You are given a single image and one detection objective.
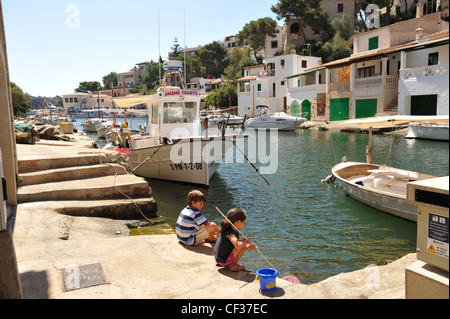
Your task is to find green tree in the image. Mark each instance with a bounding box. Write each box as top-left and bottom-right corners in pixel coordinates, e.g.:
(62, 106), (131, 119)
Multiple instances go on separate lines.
(141, 61), (164, 92)
(169, 37), (183, 60)
(237, 17), (277, 62)
(196, 41), (229, 79)
(10, 82), (32, 116)
(75, 81), (101, 93)
(174, 54), (206, 80)
(102, 72), (117, 89)
(204, 81), (237, 108)
(224, 47), (253, 80)
(271, 0), (333, 43)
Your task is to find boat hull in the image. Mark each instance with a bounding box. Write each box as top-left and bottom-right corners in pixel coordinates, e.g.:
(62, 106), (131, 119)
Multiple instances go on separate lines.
(245, 115), (307, 131)
(129, 136), (233, 186)
(331, 162), (436, 222)
(406, 122), (449, 141)
(82, 119), (106, 133)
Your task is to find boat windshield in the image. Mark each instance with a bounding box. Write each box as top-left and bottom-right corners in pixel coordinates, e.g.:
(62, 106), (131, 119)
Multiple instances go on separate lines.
(163, 101), (197, 124)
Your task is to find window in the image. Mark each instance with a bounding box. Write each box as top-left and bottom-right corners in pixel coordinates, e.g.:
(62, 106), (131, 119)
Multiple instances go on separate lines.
(271, 41), (278, 48)
(257, 84), (262, 91)
(281, 81), (285, 86)
(428, 52), (439, 65)
(65, 98), (69, 103)
(302, 60), (307, 68)
(74, 98), (78, 103)
(337, 3), (344, 12)
(163, 102), (196, 124)
(151, 103), (158, 124)
(357, 66), (375, 78)
(369, 36), (379, 50)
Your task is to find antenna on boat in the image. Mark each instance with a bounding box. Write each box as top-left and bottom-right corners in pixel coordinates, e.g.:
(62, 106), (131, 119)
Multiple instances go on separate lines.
(184, 10), (187, 89)
(158, 8), (161, 91)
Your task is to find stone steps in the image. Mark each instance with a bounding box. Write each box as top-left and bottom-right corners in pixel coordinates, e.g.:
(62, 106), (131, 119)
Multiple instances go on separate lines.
(17, 150), (158, 219)
(17, 174), (151, 203)
(19, 163), (128, 186)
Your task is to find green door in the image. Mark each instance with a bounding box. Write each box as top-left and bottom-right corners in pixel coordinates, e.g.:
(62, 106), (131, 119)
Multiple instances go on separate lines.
(301, 100), (311, 120)
(355, 99), (377, 119)
(330, 98), (349, 122)
(291, 100), (300, 117)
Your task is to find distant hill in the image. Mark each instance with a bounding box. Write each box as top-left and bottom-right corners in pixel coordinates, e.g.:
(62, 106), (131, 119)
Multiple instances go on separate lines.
(29, 96), (63, 109)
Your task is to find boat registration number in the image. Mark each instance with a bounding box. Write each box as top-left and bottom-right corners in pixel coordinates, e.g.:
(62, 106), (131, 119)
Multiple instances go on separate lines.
(170, 162), (203, 171)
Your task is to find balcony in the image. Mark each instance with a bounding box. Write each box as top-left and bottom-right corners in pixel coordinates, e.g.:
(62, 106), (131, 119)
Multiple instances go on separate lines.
(355, 75), (399, 88)
(329, 81), (350, 92)
(401, 63), (449, 80)
(259, 70), (275, 77)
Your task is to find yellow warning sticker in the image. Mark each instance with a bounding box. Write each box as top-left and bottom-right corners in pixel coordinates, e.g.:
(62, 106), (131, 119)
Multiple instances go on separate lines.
(428, 245), (436, 254)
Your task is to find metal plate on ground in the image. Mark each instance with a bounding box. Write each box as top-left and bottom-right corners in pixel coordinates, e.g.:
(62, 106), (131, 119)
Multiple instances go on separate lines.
(62, 263), (107, 292)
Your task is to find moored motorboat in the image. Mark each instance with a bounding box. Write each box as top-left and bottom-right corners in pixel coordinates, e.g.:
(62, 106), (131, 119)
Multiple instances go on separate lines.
(82, 118), (106, 133)
(245, 105), (306, 131)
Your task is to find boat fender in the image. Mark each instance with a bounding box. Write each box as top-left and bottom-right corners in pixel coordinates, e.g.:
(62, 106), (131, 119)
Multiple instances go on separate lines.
(321, 174), (335, 184)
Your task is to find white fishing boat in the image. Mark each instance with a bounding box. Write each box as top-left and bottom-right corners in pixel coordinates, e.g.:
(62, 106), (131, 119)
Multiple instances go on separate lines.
(330, 161), (437, 222)
(328, 128), (438, 222)
(96, 121), (114, 138)
(245, 105), (307, 131)
(82, 117), (106, 133)
(405, 121), (449, 141)
(107, 60), (239, 186)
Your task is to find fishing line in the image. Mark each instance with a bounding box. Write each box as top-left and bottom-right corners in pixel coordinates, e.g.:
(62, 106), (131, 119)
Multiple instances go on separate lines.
(246, 236), (363, 256)
(232, 140), (270, 185)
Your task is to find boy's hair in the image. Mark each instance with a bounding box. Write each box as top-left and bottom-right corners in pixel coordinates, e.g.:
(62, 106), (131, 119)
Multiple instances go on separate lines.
(187, 190), (206, 205)
(220, 208), (247, 232)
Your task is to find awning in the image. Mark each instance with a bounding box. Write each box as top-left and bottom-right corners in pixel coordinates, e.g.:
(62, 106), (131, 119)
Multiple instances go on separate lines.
(236, 75), (257, 83)
(112, 96), (147, 108)
(286, 67), (326, 79)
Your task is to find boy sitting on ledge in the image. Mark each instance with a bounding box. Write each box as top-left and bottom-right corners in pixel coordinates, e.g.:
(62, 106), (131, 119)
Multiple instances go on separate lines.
(176, 190), (219, 246)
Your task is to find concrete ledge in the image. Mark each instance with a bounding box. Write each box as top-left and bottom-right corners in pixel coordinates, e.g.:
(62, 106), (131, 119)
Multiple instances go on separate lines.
(406, 260), (449, 299)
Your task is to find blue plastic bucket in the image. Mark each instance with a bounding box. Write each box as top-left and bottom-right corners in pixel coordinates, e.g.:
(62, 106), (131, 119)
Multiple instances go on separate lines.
(255, 268), (279, 292)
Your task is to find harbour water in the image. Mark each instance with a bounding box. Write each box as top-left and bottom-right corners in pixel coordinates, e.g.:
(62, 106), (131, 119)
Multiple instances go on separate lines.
(74, 117), (449, 284)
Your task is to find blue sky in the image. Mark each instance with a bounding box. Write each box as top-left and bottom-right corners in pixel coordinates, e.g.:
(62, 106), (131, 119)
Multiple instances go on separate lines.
(2, 0), (281, 97)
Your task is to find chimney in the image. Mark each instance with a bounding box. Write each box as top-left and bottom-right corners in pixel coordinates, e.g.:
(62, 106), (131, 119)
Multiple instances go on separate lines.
(415, 27), (424, 41)
(416, 2), (425, 18)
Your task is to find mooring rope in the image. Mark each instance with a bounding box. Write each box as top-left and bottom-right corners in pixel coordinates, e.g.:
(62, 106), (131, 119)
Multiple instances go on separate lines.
(100, 154), (154, 223)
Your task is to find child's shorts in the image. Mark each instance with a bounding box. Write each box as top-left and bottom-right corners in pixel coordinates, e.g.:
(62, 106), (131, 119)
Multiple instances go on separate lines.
(217, 253), (235, 267)
(194, 226), (209, 245)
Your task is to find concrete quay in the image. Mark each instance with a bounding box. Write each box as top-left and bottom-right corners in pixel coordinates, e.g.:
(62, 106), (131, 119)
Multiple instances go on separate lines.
(9, 130), (420, 300)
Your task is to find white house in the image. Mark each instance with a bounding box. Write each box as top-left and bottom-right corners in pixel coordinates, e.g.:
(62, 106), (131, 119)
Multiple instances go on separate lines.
(236, 54), (322, 117)
(62, 92), (114, 111)
(286, 6), (449, 122)
(398, 30), (449, 115)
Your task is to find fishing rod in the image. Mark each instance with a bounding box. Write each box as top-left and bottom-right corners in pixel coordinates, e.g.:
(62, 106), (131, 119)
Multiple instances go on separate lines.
(232, 140), (270, 185)
(215, 206), (300, 283)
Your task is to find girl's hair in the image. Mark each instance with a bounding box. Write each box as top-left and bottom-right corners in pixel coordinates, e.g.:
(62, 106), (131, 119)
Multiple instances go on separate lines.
(220, 208), (247, 232)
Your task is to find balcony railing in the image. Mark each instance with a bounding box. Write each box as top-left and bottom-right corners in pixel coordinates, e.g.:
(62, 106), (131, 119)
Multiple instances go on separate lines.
(329, 81), (350, 92)
(355, 75), (398, 88)
(401, 63), (449, 80)
(259, 70), (275, 77)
